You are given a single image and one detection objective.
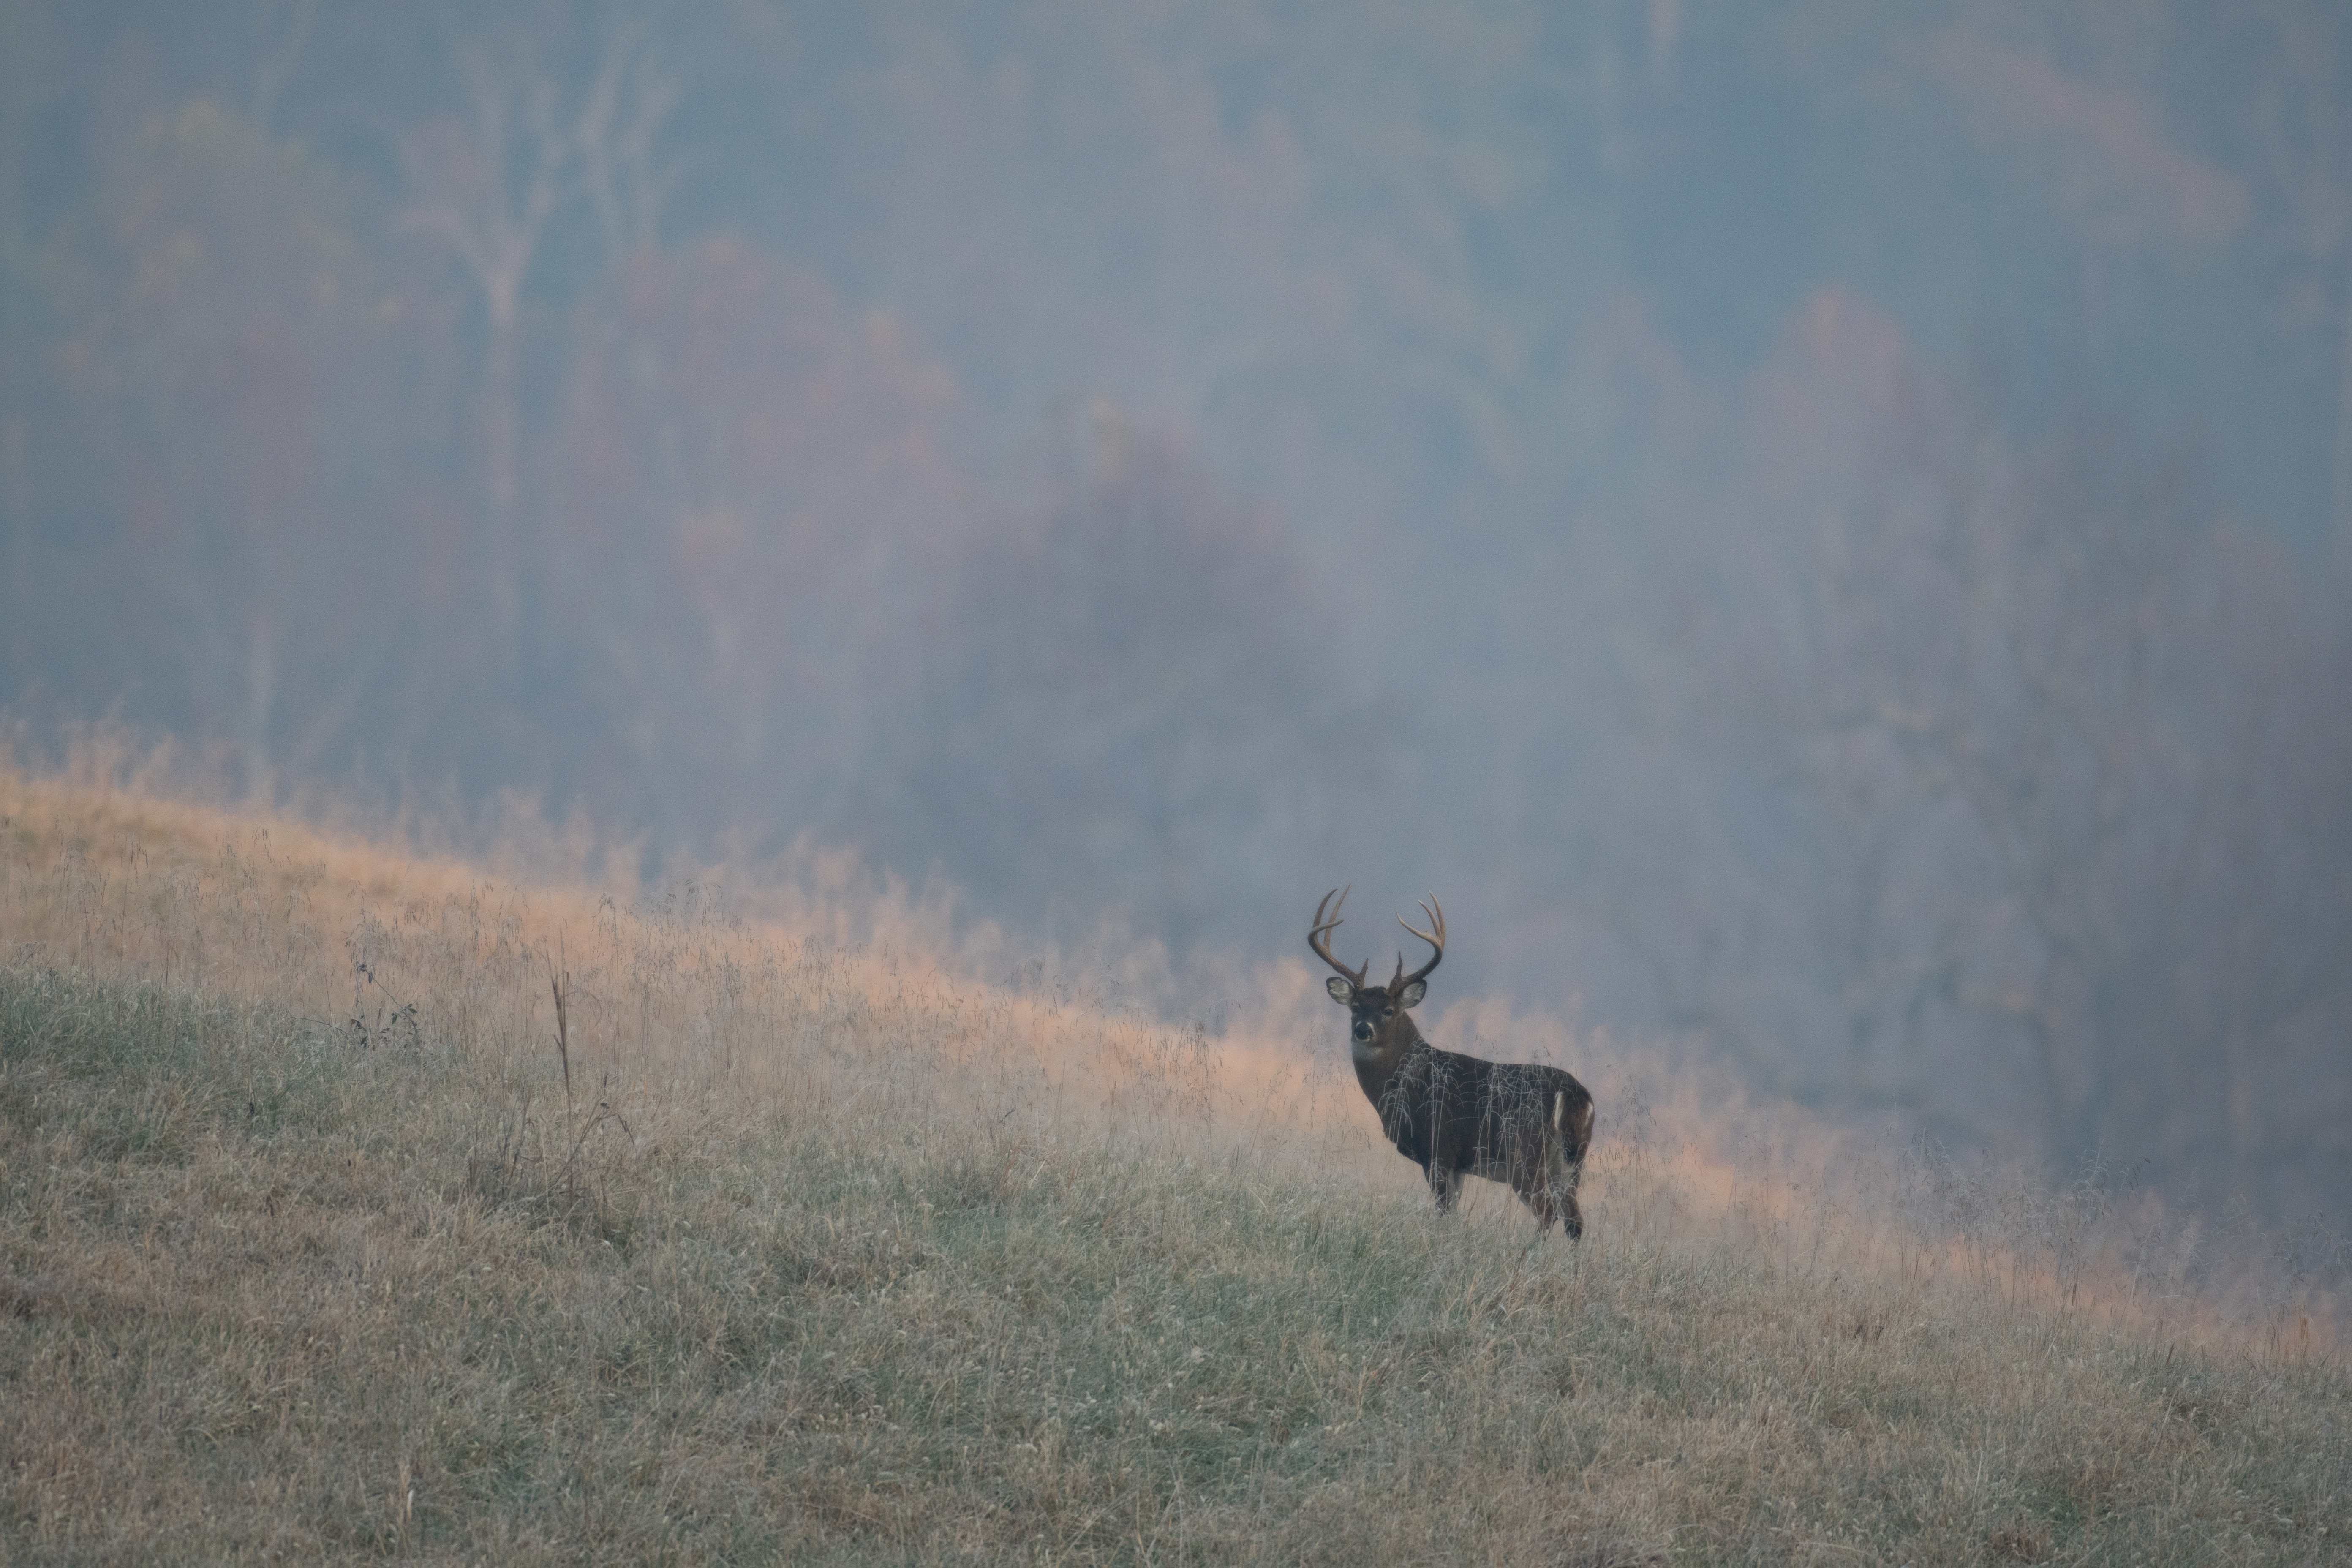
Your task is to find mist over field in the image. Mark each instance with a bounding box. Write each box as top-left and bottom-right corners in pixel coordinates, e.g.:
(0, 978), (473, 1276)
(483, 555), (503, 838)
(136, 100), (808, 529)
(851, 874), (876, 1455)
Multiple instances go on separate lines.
(3, 1), (2349, 1244)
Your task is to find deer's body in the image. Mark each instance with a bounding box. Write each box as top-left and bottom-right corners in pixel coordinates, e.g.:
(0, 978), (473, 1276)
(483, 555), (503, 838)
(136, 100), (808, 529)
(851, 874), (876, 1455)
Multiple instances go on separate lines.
(1312, 890), (1594, 1236)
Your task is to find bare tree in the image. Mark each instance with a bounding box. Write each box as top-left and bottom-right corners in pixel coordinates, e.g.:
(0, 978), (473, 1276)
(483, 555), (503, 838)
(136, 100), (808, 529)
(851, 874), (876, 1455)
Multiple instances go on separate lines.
(574, 19), (677, 261)
(2248, 1), (2352, 561)
(400, 31), (569, 678)
(244, 0), (317, 133)
(399, 10), (684, 687)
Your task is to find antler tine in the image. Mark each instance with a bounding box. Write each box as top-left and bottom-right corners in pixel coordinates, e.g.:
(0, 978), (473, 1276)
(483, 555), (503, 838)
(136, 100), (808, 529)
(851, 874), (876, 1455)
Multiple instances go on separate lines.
(1308, 886), (1366, 988)
(1396, 893), (1445, 989)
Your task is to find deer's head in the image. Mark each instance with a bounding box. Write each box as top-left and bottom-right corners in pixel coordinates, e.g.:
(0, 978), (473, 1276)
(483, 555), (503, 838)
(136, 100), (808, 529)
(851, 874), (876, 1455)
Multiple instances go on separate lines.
(1308, 887), (1445, 1054)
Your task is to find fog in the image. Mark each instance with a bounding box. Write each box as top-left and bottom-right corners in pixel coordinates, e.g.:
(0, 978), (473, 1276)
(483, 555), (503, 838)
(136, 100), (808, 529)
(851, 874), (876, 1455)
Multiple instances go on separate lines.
(4, 1), (2349, 1236)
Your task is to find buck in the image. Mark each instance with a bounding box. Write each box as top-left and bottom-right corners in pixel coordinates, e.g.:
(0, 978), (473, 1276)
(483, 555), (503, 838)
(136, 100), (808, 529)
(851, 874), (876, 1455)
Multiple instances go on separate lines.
(1310, 889), (1595, 1237)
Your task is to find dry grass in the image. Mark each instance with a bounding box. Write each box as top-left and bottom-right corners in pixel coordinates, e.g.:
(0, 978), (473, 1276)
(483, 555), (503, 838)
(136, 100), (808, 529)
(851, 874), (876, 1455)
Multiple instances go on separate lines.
(1, 767), (2347, 1564)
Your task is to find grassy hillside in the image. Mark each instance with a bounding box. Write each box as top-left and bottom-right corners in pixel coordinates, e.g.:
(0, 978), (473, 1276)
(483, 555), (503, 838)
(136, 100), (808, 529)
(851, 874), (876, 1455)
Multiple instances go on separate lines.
(1, 769), (2345, 1563)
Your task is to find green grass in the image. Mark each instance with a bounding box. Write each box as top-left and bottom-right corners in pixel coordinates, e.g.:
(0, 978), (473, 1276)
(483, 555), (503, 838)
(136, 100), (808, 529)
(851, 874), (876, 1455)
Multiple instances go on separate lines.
(3, 961), (2348, 1564)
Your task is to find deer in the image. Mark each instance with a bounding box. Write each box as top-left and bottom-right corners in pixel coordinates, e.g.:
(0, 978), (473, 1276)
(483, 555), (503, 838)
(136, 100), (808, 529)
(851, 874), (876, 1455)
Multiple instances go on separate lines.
(1310, 888), (1595, 1237)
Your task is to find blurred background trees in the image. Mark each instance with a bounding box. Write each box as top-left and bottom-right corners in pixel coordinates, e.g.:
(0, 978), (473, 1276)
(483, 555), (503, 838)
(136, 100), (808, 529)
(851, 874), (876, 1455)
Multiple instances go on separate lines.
(848, 427), (1381, 955)
(1560, 293), (2352, 1222)
(538, 237), (969, 841)
(2, 0), (2349, 1238)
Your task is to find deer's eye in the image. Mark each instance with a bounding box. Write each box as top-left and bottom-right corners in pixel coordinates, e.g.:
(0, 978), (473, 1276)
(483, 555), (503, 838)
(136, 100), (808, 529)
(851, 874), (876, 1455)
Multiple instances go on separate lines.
(1381, 1007), (1396, 1021)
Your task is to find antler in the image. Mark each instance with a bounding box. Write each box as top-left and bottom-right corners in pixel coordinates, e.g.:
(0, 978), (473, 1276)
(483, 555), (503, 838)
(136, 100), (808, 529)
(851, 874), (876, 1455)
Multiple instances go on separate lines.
(1308, 886), (1367, 988)
(1391, 895), (1445, 991)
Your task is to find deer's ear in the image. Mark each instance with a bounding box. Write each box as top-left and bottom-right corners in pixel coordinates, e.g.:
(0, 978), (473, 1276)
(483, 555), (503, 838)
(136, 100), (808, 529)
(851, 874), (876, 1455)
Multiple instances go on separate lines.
(1398, 979), (1427, 1009)
(1325, 976), (1355, 1003)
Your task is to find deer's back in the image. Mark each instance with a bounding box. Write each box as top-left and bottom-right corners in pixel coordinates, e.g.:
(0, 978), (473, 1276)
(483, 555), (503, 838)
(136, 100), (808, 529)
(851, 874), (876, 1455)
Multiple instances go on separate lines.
(1377, 1045), (1593, 1167)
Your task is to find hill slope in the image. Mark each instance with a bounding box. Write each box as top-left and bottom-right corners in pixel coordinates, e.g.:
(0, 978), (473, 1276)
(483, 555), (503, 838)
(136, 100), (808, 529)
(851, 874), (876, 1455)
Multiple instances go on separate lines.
(0, 769), (2345, 1563)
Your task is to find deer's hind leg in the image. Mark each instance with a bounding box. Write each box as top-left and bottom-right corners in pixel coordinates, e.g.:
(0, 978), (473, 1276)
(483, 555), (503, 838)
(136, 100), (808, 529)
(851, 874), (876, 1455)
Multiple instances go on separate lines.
(1550, 1143), (1584, 1240)
(1512, 1167), (1565, 1232)
(1504, 1137), (1560, 1231)
(1512, 1141), (1583, 1239)
(1554, 1180), (1583, 1240)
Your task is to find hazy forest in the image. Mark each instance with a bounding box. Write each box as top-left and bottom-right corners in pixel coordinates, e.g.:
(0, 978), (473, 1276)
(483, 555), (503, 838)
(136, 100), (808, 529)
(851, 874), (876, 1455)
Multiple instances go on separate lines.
(3, 0), (2349, 1247)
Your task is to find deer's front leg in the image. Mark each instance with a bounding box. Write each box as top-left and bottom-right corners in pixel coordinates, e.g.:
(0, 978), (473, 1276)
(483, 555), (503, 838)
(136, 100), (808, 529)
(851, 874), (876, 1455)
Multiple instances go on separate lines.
(1426, 1163), (1460, 1213)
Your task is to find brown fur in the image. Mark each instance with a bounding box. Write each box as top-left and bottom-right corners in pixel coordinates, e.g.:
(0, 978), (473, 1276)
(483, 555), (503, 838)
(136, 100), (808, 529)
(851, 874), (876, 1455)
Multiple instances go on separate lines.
(1311, 890), (1595, 1237)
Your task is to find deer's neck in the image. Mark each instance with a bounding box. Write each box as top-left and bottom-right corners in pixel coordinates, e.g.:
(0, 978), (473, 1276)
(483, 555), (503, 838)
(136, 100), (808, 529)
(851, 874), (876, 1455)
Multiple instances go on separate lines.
(1352, 1016), (1426, 1104)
